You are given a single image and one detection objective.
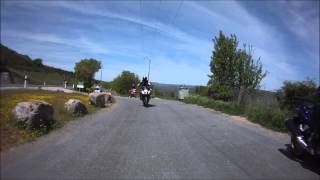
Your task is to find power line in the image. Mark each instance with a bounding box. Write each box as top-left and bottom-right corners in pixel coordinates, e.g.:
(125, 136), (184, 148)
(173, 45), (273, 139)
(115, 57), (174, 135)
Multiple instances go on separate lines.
(149, 0), (162, 58)
(150, 0), (184, 58)
(169, 0), (184, 27)
(139, 0), (143, 54)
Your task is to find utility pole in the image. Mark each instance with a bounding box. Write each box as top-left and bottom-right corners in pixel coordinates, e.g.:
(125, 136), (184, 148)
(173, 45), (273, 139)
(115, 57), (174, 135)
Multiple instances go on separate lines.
(100, 69), (102, 85)
(148, 58), (151, 81)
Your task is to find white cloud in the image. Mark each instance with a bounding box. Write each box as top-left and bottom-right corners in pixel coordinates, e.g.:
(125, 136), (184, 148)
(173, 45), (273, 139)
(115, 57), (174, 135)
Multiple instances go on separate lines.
(1, 0), (318, 88)
(3, 29), (109, 55)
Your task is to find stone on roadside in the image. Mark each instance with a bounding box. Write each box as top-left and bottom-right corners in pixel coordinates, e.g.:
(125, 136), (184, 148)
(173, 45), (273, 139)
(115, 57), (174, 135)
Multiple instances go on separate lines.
(12, 100), (54, 129)
(64, 99), (88, 115)
(103, 92), (115, 103)
(89, 93), (106, 107)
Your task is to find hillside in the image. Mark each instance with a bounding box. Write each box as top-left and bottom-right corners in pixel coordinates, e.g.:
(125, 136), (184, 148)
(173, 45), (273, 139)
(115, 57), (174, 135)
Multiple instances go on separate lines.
(0, 44), (74, 85)
(152, 82), (196, 97)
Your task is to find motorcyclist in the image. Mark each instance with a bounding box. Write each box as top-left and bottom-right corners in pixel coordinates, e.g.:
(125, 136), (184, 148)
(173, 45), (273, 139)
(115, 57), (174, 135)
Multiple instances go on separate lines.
(138, 77), (151, 99)
(138, 77), (151, 89)
(313, 86), (320, 138)
(297, 87), (320, 154)
(129, 83), (137, 97)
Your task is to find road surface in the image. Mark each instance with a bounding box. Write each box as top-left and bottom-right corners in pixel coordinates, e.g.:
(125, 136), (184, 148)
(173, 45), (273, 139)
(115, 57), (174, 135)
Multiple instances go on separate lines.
(1, 97), (319, 179)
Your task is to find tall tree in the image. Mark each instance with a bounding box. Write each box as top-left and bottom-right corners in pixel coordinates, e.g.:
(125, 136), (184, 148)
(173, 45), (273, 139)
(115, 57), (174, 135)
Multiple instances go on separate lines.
(209, 31), (238, 88)
(208, 31), (267, 102)
(235, 45), (267, 103)
(74, 58), (101, 89)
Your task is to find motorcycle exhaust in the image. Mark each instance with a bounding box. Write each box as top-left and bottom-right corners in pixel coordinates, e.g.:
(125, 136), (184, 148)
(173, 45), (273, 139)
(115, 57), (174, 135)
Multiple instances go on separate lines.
(285, 118), (309, 151)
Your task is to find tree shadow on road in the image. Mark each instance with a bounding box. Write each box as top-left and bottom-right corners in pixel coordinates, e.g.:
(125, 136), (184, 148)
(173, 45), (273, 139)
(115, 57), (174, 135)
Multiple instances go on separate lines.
(278, 144), (320, 175)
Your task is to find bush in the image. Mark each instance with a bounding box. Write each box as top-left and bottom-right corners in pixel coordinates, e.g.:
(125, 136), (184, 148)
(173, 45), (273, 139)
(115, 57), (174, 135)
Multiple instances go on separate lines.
(208, 84), (233, 101)
(194, 86), (209, 96)
(184, 95), (287, 132)
(276, 79), (318, 111)
(247, 105), (287, 132)
(184, 95), (243, 115)
(111, 70), (140, 95)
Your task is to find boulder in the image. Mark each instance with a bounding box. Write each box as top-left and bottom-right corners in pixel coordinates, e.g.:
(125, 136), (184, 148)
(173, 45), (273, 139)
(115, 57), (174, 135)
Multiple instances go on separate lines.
(12, 100), (54, 129)
(64, 99), (88, 115)
(89, 93), (106, 107)
(89, 92), (114, 107)
(103, 92), (114, 103)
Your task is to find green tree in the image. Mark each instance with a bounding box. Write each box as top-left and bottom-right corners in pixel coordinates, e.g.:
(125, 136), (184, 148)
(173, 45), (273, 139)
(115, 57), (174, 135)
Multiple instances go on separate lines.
(195, 86), (209, 96)
(208, 31), (267, 102)
(33, 58), (43, 67)
(276, 79), (318, 111)
(235, 45), (267, 104)
(74, 59), (101, 89)
(154, 86), (164, 97)
(111, 70), (140, 95)
(208, 31), (238, 88)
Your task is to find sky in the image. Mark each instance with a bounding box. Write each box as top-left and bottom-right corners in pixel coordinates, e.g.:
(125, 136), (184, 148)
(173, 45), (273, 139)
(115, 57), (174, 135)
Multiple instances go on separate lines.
(1, 0), (319, 90)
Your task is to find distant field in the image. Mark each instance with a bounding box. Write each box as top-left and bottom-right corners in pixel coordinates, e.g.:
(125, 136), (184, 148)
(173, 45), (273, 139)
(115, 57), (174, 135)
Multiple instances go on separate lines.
(0, 90), (100, 151)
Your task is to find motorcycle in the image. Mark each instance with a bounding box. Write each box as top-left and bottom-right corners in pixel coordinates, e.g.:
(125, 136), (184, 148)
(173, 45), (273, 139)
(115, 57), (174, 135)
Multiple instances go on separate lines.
(285, 102), (320, 157)
(140, 86), (152, 106)
(129, 88), (136, 98)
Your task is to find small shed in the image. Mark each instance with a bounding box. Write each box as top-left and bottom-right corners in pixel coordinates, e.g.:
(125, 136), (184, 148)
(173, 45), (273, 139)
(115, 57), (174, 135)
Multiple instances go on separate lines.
(76, 81), (85, 91)
(178, 86), (189, 100)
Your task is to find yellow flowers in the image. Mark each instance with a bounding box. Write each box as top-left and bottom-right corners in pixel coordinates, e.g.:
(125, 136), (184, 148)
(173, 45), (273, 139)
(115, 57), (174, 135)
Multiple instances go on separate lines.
(0, 90), (99, 151)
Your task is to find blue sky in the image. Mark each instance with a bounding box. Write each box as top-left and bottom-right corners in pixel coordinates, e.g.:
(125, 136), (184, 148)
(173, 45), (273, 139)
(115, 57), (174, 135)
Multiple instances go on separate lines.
(1, 0), (319, 90)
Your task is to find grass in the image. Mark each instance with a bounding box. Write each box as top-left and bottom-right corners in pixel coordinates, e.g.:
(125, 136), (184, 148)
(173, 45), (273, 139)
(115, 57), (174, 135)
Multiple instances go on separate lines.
(247, 105), (287, 132)
(9, 67), (74, 85)
(184, 95), (244, 115)
(183, 95), (287, 132)
(0, 90), (101, 151)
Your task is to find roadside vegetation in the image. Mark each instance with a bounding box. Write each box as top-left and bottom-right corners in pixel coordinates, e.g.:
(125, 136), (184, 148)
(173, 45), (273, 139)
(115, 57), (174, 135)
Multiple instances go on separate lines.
(110, 70), (140, 95)
(184, 95), (287, 131)
(0, 90), (101, 151)
(74, 58), (102, 92)
(183, 31), (319, 132)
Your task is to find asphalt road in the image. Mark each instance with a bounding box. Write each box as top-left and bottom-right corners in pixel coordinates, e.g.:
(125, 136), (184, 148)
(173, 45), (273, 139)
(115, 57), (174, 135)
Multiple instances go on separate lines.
(1, 97), (319, 179)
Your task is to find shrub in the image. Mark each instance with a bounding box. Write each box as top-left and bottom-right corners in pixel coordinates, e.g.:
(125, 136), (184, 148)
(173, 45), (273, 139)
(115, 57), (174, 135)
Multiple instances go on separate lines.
(184, 96), (243, 115)
(247, 105), (287, 132)
(111, 70), (140, 95)
(276, 79), (318, 111)
(194, 86), (209, 96)
(184, 95), (286, 132)
(208, 84), (232, 101)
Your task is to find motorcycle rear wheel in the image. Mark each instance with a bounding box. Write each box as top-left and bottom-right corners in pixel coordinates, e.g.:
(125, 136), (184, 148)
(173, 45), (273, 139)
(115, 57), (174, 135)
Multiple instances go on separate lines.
(290, 135), (305, 156)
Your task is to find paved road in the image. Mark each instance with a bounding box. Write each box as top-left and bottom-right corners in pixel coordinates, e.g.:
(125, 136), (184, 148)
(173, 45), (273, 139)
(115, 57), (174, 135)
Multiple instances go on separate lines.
(1, 97), (319, 179)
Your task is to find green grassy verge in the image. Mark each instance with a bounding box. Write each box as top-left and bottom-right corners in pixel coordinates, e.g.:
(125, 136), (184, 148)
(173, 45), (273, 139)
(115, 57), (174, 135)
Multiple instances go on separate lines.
(183, 95), (287, 132)
(0, 90), (101, 151)
(183, 95), (244, 115)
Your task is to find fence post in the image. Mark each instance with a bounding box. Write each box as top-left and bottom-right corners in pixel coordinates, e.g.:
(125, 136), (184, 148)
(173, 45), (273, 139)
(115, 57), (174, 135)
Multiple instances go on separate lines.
(24, 75), (27, 88)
